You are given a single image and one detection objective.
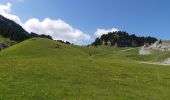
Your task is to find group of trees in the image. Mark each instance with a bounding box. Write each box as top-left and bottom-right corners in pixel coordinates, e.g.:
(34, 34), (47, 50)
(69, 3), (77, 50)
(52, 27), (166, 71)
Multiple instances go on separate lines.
(29, 32), (52, 40)
(0, 15), (52, 42)
(56, 40), (71, 44)
(92, 31), (157, 47)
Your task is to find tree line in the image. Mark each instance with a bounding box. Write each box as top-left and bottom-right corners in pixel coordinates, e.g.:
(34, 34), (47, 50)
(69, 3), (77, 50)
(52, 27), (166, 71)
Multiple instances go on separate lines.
(56, 40), (71, 44)
(92, 31), (157, 47)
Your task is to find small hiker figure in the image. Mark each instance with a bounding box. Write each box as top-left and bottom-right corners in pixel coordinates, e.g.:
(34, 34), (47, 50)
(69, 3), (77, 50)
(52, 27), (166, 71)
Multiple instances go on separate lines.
(90, 53), (92, 56)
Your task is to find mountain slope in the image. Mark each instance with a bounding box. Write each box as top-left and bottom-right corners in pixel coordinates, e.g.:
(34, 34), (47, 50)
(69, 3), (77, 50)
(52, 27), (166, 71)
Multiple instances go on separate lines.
(0, 38), (88, 58)
(0, 38), (170, 99)
(0, 15), (29, 42)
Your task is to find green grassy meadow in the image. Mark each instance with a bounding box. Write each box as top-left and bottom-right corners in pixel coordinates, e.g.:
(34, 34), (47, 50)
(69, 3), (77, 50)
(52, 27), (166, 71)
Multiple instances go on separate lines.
(0, 38), (170, 99)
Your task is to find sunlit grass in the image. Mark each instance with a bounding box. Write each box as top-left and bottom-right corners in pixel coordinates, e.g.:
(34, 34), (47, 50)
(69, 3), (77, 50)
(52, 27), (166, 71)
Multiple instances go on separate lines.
(0, 38), (170, 99)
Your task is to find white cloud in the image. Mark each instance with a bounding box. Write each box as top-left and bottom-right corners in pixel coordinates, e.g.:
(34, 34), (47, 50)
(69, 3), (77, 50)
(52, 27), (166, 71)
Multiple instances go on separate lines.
(0, 3), (22, 25)
(23, 18), (91, 43)
(0, 2), (11, 13)
(94, 28), (119, 37)
(0, 2), (91, 44)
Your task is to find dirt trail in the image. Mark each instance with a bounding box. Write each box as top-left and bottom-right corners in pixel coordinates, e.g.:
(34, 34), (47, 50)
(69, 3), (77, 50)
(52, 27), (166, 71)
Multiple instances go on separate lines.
(139, 61), (170, 66)
(121, 48), (135, 52)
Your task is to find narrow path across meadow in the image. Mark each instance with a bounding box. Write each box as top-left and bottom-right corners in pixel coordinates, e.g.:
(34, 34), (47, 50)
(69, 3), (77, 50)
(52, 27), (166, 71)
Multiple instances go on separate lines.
(139, 61), (170, 66)
(121, 48), (135, 52)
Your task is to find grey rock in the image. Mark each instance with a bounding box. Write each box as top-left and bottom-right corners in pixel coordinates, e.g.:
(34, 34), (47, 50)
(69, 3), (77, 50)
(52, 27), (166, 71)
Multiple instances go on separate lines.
(0, 41), (15, 51)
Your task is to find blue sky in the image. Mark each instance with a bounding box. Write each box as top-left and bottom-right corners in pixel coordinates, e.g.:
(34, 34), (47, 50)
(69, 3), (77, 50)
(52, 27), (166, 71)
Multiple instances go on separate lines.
(0, 0), (170, 44)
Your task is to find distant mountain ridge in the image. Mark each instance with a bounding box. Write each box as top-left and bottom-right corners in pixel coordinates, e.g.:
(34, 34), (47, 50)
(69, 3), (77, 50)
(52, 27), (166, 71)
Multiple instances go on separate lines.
(0, 15), (52, 42)
(0, 15), (29, 42)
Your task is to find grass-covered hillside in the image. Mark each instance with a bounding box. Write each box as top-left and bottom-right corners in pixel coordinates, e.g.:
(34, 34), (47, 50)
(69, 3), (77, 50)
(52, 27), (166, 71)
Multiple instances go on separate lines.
(0, 36), (10, 42)
(0, 38), (170, 100)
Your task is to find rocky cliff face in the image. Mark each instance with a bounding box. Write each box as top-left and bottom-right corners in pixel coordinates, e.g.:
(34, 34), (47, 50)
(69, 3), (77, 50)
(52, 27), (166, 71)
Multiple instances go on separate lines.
(139, 41), (170, 55)
(139, 41), (170, 65)
(149, 41), (170, 51)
